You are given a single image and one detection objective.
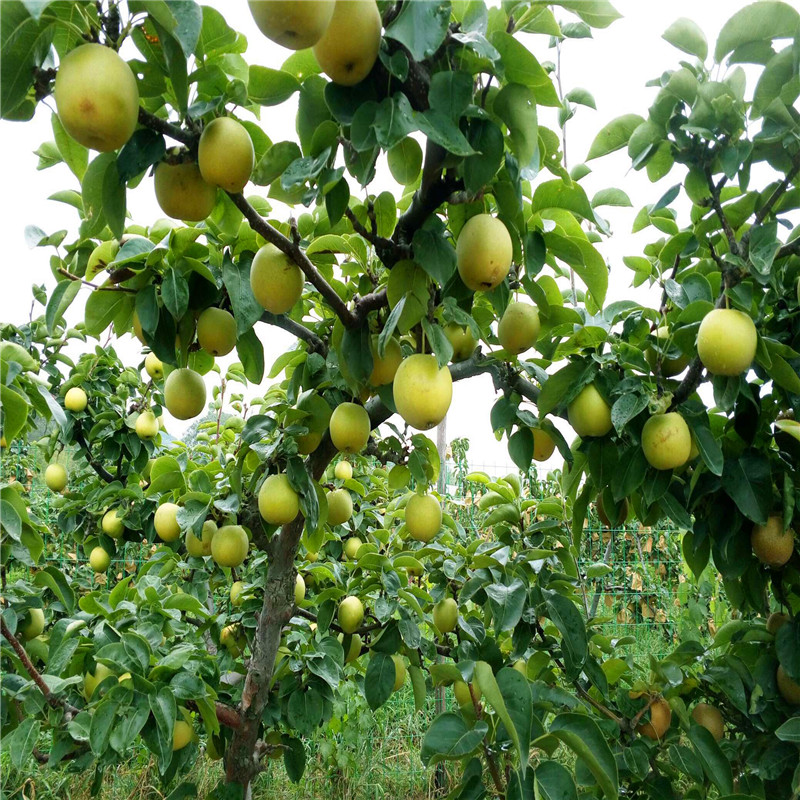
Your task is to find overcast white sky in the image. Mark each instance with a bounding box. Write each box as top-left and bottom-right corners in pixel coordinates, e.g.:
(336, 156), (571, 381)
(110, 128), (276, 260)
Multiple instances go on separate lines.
(0, 1), (755, 474)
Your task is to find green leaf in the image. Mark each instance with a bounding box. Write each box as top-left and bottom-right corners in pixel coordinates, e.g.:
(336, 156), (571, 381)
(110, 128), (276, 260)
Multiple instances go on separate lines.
(413, 225), (456, 287)
(485, 579), (526, 632)
(52, 113), (88, 180)
(763, 351), (800, 395)
(535, 761), (578, 800)
(364, 652), (395, 711)
(537, 360), (593, 417)
(33, 566), (75, 613)
(776, 717), (800, 743)
(548, 714), (618, 800)
(0, 385), (29, 442)
(715, 1), (800, 62)
(491, 32), (561, 106)
(508, 428), (533, 472)
(387, 138), (423, 185)
(283, 736), (306, 783)
(248, 65), (300, 106)
(117, 128), (166, 183)
(384, 0), (451, 61)
(1, 2), (53, 119)
(586, 114), (645, 160)
(564, 87), (596, 109)
(235, 327), (265, 384)
(161, 268), (189, 320)
(692, 424), (723, 476)
(662, 18), (708, 60)
(464, 118), (504, 194)
(420, 713), (488, 766)
(82, 153), (117, 236)
(46, 279), (81, 334)
(222, 252), (262, 336)
(544, 590), (587, 678)
(428, 71), (473, 121)
(722, 453), (771, 525)
(253, 140), (302, 186)
(287, 688), (323, 737)
(688, 725), (733, 794)
(591, 188), (631, 208)
(149, 686), (177, 766)
(549, 1), (622, 29)
(421, 319), (454, 369)
(415, 108), (476, 157)
(4, 717), (40, 770)
(89, 697), (117, 756)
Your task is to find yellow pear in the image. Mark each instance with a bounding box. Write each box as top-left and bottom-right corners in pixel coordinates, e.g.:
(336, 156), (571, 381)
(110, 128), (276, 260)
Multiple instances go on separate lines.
(691, 703), (724, 742)
(343, 537), (362, 559)
(89, 546), (111, 573)
(164, 368), (206, 420)
(456, 214), (513, 292)
(220, 624), (246, 657)
(44, 463), (67, 492)
(444, 323), (477, 362)
(369, 337), (403, 386)
(637, 697), (672, 740)
(646, 326), (689, 377)
(83, 663), (114, 700)
(777, 665), (800, 704)
(697, 308), (757, 376)
(54, 43), (139, 152)
(338, 595), (364, 633)
(135, 410), (159, 441)
(132, 310), (146, 344)
(532, 428), (556, 461)
(391, 654), (407, 692)
(250, 242), (304, 315)
(258, 474), (300, 525)
(327, 488), (353, 526)
(751, 516), (794, 568)
(186, 520), (217, 557)
(432, 597), (458, 634)
(393, 354), (452, 431)
(65, 387), (88, 412)
(497, 301), (540, 355)
(102, 508), (125, 539)
(248, 0), (335, 49)
(144, 352), (163, 381)
(313, 0), (382, 86)
(338, 632), (362, 663)
(20, 608), (45, 640)
(154, 159), (217, 221)
(155, 502), (181, 542)
(297, 430), (322, 454)
(198, 117), (254, 193)
(406, 493), (442, 542)
(211, 525), (249, 568)
(334, 460), (353, 481)
(641, 413), (691, 470)
(567, 383), (612, 438)
(173, 719), (193, 751)
(230, 581), (246, 606)
(294, 574), (306, 604)
(197, 307), (237, 356)
(330, 402), (370, 453)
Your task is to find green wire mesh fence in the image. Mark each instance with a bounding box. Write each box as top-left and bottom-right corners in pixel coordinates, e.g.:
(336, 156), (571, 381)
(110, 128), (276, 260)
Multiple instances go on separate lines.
(1, 444), (729, 799)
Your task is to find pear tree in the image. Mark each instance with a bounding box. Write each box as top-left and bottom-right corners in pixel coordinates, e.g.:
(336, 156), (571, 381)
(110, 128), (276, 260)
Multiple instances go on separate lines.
(1, 1), (800, 798)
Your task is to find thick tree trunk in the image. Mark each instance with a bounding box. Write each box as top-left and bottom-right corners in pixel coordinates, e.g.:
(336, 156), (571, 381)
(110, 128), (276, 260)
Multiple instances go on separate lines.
(222, 354), (496, 790)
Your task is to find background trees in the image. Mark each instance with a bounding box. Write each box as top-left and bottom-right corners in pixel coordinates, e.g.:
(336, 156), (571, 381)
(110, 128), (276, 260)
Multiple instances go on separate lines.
(1, 1), (799, 798)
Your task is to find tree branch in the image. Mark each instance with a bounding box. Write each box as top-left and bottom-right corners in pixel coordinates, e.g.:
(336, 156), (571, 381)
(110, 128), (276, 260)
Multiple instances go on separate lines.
(137, 107), (196, 148)
(353, 288), (388, 325)
(704, 167), (740, 257)
(345, 207), (410, 267)
(748, 153), (800, 233)
(73, 421), (118, 484)
(1, 618), (79, 718)
(228, 193), (359, 328)
(186, 699), (242, 731)
(259, 312), (327, 355)
(776, 237), (800, 262)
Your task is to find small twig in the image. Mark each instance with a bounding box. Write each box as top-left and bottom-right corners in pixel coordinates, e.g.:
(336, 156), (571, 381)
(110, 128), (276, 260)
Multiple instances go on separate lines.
(57, 268), (135, 293)
(228, 193), (359, 328)
(704, 167), (740, 257)
(73, 421), (119, 484)
(137, 107), (196, 148)
(260, 312), (327, 355)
